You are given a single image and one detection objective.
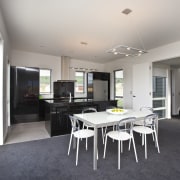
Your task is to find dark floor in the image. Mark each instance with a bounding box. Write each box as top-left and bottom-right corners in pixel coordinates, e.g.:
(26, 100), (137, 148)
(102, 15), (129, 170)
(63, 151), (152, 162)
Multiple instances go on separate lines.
(0, 119), (180, 180)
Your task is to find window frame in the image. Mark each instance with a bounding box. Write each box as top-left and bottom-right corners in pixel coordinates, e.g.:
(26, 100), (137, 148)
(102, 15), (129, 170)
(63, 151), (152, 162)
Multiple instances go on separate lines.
(75, 71), (85, 94)
(39, 68), (52, 94)
(114, 69), (124, 99)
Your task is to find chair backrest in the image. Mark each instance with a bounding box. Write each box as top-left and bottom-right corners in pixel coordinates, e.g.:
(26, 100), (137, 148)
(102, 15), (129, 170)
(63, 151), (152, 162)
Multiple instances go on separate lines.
(144, 113), (158, 126)
(82, 107), (97, 114)
(118, 117), (136, 132)
(140, 106), (153, 113)
(69, 115), (80, 132)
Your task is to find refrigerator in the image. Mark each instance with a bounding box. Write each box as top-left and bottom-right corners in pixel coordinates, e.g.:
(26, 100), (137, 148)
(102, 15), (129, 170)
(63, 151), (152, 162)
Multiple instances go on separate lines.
(93, 80), (108, 101)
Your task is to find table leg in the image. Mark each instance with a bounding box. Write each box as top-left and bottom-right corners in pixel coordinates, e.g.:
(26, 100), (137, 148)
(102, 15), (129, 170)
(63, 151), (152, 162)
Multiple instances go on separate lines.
(93, 127), (98, 170)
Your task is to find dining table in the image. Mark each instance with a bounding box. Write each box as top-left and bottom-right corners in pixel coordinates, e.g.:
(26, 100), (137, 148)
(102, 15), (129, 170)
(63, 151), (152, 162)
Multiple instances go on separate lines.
(73, 109), (158, 170)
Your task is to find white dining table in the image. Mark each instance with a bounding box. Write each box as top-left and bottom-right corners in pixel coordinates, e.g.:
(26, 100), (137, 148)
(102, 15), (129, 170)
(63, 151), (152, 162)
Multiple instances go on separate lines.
(74, 109), (158, 170)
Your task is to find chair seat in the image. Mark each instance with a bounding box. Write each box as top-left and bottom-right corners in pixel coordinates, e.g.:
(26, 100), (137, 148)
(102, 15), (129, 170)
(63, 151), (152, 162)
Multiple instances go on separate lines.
(107, 131), (131, 141)
(133, 126), (153, 134)
(73, 129), (94, 139)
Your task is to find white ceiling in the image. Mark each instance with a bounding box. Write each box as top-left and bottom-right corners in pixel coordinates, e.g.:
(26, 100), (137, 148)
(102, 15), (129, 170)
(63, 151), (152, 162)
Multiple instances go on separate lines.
(1, 0), (180, 63)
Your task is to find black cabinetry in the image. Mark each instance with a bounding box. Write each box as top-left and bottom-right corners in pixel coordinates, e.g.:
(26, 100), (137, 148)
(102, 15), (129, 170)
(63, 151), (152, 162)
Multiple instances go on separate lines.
(10, 66), (40, 124)
(44, 100), (117, 136)
(87, 72), (110, 100)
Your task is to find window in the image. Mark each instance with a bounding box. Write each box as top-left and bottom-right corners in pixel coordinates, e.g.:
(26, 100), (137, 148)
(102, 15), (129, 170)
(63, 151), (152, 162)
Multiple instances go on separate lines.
(114, 70), (123, 107)
(75, 71), (85, 93)
(40, 69), (51, 94)
(152, 76), (167, 118)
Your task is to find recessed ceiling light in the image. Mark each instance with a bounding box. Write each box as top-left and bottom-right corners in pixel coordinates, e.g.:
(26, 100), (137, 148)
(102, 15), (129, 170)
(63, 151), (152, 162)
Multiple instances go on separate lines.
(122, 8), (132, 15)
(114, 52), (118, 55)
(40, 45), (46, 48)
(80, 42), (88, 45)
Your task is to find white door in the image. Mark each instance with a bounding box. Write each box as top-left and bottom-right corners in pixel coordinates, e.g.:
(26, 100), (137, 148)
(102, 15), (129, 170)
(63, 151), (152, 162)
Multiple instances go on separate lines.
(132, 62), (152, 110)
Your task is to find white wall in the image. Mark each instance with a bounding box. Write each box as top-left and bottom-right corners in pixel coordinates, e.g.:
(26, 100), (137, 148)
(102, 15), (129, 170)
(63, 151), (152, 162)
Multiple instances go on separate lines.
(104, 41), (180, 113)
(69, 58), (105, 80)
(69, 58), (105, 98)
(105, 60), (133, 108)
(0, 9), (10, 145)
(11, 50), (62, 92)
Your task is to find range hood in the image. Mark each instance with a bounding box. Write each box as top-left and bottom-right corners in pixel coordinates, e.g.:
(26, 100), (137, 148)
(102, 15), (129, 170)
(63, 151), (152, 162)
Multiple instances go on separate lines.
(61, 56), (71, 80)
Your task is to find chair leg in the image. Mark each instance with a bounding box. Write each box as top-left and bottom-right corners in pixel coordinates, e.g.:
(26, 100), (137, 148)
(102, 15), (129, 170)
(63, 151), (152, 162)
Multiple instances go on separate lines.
(118, 140), (121, 170)
(151, 125), (155, 141)
(145, 134), (147, 159)
(103, 135), (108, 158)
(152, 132), (155, 142)
(76, 138), (80, 166)
(86, 127), (88, 150)
(104, 126), (107, 135)
(68, 133), (73, 155)
(131, 135), (138, 163)
(101, 127), (104, 144)
(154, 130), (160, 153)
(128, 138), (131, 151)
(112, 126), (115, 142)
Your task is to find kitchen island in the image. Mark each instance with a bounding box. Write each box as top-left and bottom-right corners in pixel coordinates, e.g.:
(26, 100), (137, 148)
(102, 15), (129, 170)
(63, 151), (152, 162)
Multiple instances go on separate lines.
(40, 98), (117, 136)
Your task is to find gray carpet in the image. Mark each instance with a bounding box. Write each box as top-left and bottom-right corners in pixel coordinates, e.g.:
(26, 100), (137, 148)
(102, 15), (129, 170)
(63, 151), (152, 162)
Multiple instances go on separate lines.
(0, 119), (180, 180)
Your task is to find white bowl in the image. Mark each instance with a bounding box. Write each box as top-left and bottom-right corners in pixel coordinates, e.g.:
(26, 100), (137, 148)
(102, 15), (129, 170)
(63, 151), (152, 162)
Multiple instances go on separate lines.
(106, 108), (128, 115)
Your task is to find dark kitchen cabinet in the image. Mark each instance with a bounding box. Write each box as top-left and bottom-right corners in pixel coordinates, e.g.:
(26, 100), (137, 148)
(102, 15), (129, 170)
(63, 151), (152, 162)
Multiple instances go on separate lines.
(44, 99), (117, 136)
(10, 66), (40, 124)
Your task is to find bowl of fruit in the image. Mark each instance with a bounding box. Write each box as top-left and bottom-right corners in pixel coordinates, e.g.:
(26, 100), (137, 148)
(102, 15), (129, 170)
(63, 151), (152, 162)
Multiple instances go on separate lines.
(106, 108), (127, 115)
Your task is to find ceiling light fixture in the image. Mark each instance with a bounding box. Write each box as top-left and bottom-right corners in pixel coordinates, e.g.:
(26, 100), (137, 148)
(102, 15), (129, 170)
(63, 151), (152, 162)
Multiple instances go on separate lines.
(107, 45), (147, 57)
(80, 41), (88, 45)
(70, 67), (96, 72)
(107, 8), (147, 57)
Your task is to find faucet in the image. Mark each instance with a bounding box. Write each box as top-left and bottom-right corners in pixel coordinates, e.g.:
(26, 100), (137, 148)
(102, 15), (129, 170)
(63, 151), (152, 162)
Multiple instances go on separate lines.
(69, 92), (72, 103)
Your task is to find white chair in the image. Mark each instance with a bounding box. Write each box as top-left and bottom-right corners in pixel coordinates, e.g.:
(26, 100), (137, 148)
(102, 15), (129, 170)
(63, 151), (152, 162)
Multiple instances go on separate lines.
(134, 107), (153, 126)
(68, 115), (95, 166)
(132, 113), (160, 159)
(134, 107), (155, 144)
(82, 107), (106, 144)
(103, 117), (138, 170)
